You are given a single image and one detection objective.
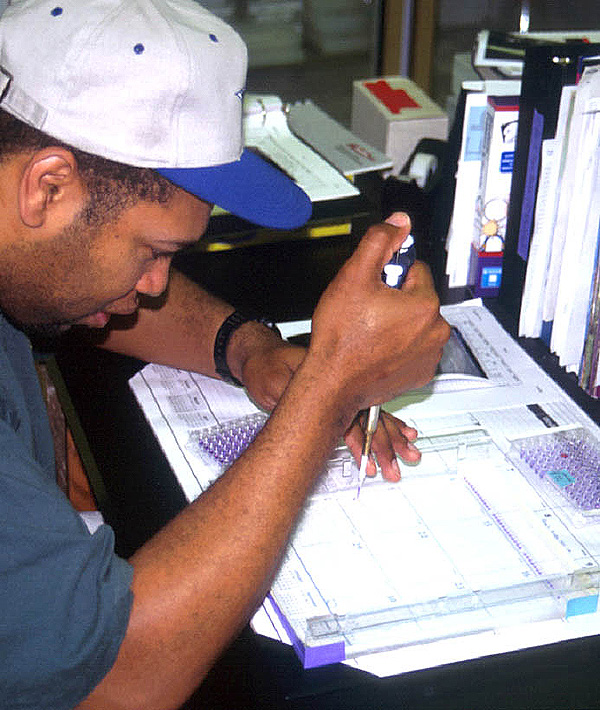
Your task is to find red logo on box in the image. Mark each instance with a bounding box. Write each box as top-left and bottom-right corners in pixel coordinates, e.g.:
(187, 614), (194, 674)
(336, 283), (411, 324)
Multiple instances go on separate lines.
(365, 80), (420, 114)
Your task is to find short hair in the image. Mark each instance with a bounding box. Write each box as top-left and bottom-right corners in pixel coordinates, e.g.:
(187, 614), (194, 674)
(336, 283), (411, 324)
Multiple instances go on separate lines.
(0, 108), (175, 225)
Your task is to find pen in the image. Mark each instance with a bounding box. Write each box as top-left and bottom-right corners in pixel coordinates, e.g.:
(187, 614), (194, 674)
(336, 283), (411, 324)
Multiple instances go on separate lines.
(357, 404), (380, 496)
(356, 234), (416, 498)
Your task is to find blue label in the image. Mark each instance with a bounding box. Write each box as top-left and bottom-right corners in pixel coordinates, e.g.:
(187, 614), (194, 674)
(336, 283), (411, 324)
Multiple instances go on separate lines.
(566, 595), (599, 618)
(500, 151), (514, 172)
(481, 267), (502, 288)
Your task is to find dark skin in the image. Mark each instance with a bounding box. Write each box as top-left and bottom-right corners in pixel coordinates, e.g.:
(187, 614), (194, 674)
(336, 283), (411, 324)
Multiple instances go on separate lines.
(0, 146), (451, 709)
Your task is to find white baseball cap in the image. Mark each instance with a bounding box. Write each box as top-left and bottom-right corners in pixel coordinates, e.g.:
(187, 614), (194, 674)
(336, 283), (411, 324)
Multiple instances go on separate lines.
(0, 0), (312, 229)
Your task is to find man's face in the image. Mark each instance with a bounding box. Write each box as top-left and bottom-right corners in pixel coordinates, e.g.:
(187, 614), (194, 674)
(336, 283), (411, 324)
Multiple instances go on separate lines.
(0, 187), (211, 334)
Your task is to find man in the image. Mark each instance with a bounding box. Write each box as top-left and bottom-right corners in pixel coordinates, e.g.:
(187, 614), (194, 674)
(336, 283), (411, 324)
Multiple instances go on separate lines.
(0, 1), (450, 708)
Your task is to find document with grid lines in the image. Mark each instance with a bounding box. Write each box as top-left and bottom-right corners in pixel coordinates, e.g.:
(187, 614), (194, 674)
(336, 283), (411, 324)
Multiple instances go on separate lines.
(130, 302), (600, 675)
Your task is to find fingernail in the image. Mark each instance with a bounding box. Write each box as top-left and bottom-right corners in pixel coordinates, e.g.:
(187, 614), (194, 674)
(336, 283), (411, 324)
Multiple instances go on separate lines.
(368, 456), (377, 477)
(385, 212), (409, 228)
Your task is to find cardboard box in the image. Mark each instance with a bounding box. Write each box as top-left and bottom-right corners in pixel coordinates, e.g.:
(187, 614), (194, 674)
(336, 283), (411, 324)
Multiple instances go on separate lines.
(351, 77), (448, 175)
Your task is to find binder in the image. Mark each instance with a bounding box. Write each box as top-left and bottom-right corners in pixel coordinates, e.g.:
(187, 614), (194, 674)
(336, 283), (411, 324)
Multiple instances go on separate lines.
(500, 42), (600, 318)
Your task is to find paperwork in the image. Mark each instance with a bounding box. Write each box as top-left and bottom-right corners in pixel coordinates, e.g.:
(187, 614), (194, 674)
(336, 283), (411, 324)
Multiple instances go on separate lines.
(548, 67), (600, 372)
(287, 99), (393, 177)
(517, 64), (600, 397)
(517, 85), (572, 339)
(243, 94), (359, 203)
(129, 302), (600, 676)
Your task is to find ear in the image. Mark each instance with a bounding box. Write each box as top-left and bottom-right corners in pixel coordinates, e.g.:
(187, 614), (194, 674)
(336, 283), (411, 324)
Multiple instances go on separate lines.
(18, 147), (84, 228)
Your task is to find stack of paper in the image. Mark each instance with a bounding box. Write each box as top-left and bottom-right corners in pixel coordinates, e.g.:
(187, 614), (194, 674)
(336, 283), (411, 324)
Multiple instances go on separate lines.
(287, 99), (392, 178)
(243, 94), (359, 203)
(518, 65), (600, 396)
(130, 303), (600, 676)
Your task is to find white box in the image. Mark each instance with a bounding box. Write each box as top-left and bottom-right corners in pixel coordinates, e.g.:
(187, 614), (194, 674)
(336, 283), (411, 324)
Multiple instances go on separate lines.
(351, 77), (448, 175)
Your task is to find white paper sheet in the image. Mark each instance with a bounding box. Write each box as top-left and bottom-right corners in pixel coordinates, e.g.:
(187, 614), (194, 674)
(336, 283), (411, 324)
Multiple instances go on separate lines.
(243, 94), (359, 203)
(129, 302), (600, 677)
(550, 68), (600, 370)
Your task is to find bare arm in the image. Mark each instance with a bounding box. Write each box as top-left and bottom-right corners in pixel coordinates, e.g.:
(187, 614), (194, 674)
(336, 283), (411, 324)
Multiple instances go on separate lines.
(98, 243), (420, 472)
(77, 215), (450, 710)
(78, 348), (355, 710)
(100, 268), (289, 393)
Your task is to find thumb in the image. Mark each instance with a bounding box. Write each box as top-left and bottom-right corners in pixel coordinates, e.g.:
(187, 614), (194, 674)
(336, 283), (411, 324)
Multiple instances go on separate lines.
(385, 212), (411, 230)
(335, 212), (413, 290)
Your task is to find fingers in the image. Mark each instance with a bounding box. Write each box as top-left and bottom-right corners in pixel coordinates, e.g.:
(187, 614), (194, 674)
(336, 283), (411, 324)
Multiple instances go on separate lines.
(385, 212), (411, 229)
(377, 411), (421, 465)
(243, 344), (306, 411)
(344, 418), (379, 478)
(344, 410), (422, 484)
(401, 259), (435, 291)
(372, 412), (421, 482)
(346, 212), (413, 285)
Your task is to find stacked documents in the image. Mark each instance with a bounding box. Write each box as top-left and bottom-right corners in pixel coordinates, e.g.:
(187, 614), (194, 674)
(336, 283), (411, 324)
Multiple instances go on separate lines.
(448, 42), (600, 399)
(130, 303), (600, 676)
(518, 65), (600, 396)
(243, 94), (359, 203)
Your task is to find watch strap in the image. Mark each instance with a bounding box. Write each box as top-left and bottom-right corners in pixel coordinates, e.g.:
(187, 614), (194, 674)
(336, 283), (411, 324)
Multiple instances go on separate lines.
(213, 311), (280, 387)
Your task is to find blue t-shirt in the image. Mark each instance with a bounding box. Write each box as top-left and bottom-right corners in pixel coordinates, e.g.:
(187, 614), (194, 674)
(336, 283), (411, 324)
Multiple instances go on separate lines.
(0, 314), (134, 709)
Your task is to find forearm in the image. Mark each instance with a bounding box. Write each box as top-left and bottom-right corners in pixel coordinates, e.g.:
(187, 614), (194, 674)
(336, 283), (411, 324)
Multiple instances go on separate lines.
(78, 213), (450, 710)
(99, 269), (230, 375)
(79, 352), (352, 710)
(99, 268), (285, 386)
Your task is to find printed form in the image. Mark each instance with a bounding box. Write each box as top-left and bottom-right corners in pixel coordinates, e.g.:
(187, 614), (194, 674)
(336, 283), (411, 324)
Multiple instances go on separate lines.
(243, 94), (359, 203)
(129, 302), (600, 676)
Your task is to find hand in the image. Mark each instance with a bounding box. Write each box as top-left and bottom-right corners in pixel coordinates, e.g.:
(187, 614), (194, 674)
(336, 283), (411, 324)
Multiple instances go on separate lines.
(244, 338), (423, 483)
(307, 212), (451, 422)
(344, 409), (421, 481)
(240, 341), (305, 412)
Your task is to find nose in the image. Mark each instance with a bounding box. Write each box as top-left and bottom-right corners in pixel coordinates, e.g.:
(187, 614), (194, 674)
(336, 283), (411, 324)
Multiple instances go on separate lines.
(135, 258), (171, 298)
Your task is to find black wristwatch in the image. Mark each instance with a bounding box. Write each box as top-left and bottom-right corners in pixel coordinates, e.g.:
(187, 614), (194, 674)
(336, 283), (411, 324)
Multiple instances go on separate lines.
(213, 311), (280, 387)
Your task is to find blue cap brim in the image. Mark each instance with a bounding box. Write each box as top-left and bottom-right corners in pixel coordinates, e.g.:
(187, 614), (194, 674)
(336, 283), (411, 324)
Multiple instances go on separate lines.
(157, 149), (312, 229)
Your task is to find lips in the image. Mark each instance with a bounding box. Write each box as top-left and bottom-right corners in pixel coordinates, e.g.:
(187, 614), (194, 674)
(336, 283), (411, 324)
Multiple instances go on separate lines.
(73, 293), (140, 328)
(101, 293), (140, 317)
(79, 311), (111, 328)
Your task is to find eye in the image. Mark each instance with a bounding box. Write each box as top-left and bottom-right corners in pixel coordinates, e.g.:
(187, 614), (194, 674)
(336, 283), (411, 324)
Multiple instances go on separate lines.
(150, 248), (172, 260)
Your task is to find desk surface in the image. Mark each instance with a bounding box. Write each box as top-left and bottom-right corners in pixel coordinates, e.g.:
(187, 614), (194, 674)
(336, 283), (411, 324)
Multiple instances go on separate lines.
(56, 235), (600, 709)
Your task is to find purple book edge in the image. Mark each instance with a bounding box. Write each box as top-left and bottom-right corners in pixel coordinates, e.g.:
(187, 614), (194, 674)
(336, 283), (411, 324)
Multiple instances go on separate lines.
(267, 594), (346, 669)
